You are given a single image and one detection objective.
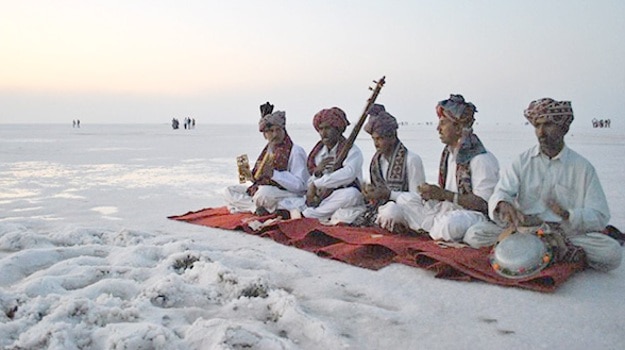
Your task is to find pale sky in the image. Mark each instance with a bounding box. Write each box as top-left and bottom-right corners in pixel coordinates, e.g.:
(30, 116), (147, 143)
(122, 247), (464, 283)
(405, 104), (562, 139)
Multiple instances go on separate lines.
(1, 0), (624, 125)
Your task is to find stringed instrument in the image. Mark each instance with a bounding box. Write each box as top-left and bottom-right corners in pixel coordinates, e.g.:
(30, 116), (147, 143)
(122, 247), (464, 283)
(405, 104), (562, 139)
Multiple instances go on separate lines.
(236, 150), (274, 184)
(237, 102), (276, 184)
(307, 76), (386, 207)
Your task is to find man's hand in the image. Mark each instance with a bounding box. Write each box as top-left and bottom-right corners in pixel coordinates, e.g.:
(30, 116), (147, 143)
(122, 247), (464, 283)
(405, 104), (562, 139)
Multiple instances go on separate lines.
(362, 183), (391, 204)
(306, 182), (320, 207)
(313, 157), (334, 177)
(548, 199), (570, 221)
(418, 183), (446, 201)
(241, 167), (253, 182)
(495, 201), (526, 228)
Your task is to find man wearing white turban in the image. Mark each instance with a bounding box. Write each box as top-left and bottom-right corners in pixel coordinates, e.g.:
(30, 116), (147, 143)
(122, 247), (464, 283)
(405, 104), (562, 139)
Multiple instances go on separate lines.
(464, 98), (622, 271)
(224, 102), (309, 216)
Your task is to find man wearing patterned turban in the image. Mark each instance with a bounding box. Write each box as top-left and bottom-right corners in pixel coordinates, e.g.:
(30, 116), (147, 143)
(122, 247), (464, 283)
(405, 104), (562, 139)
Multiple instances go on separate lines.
(224, 102), (309, 217)
(398, 95), (500, 242)
(355, 106), (426, 232)
(302, 107), (365, 223)
(312, 106), (350, 133)
(464, 98), (622, 271)
(523, 98), (574, 158)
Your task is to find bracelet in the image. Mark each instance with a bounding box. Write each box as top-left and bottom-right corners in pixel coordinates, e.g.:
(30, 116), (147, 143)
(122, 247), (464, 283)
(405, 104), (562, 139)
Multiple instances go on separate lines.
(453, 192), (459, 205)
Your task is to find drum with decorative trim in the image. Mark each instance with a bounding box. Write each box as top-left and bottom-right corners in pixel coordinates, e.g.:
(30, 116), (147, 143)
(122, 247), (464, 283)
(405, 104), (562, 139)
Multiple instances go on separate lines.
(489, 232), (553, 279)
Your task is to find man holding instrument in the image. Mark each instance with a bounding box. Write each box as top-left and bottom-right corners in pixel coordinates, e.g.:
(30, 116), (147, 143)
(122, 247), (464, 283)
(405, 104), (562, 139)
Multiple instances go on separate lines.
(464, 98), (622, 271)
(302, 107), (365, 223)
(357, 104), (426, 232)
(224, 103), (309, 216)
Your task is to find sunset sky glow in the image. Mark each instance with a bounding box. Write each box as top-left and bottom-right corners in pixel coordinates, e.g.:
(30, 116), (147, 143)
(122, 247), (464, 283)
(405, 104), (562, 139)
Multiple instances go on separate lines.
(1, 0), (624, 125)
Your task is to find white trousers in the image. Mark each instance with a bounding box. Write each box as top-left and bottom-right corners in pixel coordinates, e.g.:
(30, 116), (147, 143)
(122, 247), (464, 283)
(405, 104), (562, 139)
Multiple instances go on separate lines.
(302, 187), (364, 224)
(464, 221), (623, 271)
(223, 185), (304, 214)
(377, 194), (487, 241)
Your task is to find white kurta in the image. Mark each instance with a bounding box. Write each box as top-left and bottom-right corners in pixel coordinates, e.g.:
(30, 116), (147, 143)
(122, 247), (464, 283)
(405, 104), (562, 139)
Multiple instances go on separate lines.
(445, 149), (499, 202)
(489, 145), (609, 233)
(394, 147), (499, 241)
(380, 149), (426, 201)
(464, 145), (621, 271)
(373, 149), (426, 232)
(302, 143), (364, 222)
(224, 144), (309, 213)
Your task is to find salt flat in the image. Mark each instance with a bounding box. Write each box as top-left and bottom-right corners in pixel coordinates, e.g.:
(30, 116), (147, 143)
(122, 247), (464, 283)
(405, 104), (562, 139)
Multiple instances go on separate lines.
(1, 122), (624, 349)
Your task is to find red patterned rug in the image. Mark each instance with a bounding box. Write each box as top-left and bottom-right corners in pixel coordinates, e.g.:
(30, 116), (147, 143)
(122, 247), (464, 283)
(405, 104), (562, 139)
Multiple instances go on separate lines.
(169, 206), (586, 293)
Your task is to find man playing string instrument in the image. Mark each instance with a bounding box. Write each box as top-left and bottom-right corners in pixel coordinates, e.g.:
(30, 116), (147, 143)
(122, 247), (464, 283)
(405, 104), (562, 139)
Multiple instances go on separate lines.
(357, 104), (426, 232)
(302, 107), (365, 223)
(224, 103), (309, 216)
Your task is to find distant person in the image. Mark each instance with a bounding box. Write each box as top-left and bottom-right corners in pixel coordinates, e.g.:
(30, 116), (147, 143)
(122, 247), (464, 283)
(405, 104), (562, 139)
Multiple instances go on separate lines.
(76, 119), (80, 128)
(464, 98), (622, 271)
(397, 94), (499, 241)
(302, 107), (364, 223)
(356, 104), (426, 232)
(72, 120), (76, 128)
(224, 103), (308, 216)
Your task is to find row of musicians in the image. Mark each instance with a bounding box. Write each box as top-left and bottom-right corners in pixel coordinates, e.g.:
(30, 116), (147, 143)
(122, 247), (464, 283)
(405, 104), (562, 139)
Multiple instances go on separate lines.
(225, 95), (622, 272)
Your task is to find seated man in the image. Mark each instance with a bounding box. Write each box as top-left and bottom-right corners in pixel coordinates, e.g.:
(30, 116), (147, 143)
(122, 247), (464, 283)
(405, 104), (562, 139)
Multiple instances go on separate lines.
(464, 98), (622, 271)
(224, 103), (308, 215)
(398, 94), (499, 241)
(358, 104), (426, 232)
(302, 107), (364, 223)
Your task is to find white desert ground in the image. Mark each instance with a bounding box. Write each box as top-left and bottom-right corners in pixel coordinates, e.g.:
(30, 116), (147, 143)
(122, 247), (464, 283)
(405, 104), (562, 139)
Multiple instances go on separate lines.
(1, 122), (624, 349)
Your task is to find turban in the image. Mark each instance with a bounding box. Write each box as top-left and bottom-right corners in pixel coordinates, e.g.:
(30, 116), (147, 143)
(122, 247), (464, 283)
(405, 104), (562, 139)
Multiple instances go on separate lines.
(524, 98), (574, 128)
(260, 102), (274, 117)
(436, 94), (477, 127)
(364, 111), (398, 136)
(313, 107), (349, 132)
(368, 103), (386, 117)
(259, 111), (286, 132)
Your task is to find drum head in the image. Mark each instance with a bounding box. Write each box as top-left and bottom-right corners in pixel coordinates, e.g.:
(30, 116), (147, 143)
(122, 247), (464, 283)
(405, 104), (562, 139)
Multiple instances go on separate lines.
(489, 232), (553, 279)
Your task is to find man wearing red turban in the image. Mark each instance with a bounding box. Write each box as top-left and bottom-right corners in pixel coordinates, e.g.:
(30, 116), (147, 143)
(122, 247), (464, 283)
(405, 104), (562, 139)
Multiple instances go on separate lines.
(302, 107), (365, 223)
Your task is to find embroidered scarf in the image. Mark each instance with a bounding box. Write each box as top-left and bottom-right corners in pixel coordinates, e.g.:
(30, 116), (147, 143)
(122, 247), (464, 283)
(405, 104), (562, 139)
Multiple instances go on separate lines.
(246, 133), (293, 195)
(370, 141), (409, 192)
(306, 135), (348, 175)
(438, 133), (486, 195)
(354, 142), (409, 227)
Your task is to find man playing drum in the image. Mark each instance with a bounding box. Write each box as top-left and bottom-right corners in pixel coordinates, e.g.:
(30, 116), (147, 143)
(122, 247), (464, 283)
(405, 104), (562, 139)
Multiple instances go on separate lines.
(465, 98), (622, 271)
